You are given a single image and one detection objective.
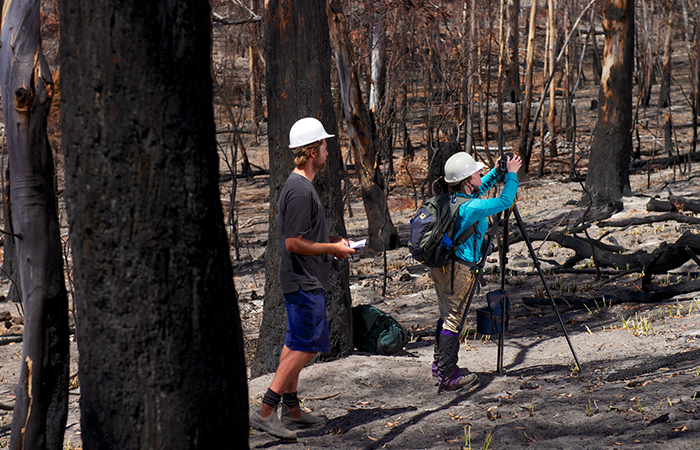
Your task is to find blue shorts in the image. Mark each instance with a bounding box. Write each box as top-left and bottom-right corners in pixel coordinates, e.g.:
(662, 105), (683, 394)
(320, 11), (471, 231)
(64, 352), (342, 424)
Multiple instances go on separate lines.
(284, 288), (331, 353)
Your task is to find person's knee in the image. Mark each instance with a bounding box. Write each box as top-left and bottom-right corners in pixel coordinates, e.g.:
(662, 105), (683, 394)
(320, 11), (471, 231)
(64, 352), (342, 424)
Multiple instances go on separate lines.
(301, 351), (317, 363)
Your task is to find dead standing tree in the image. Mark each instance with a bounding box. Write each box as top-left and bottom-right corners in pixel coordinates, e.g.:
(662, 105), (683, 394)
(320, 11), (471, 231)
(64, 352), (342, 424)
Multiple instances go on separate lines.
(59, 0), (249, 448)
(0, 0), (70, 448)
(502, 0), (520, 104)
(584, 0), (635, 205)
(517, 0), (538, 175)
(253, 0), (352, 377)
(327, 0), (399, 251)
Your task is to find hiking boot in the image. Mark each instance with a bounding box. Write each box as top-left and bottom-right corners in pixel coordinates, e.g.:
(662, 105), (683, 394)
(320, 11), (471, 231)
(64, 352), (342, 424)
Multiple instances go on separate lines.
(432, 359), (471, 378)
(439, 368), (479, 391)
(249, 405), (297, 440)
(280, 403), (325, 429)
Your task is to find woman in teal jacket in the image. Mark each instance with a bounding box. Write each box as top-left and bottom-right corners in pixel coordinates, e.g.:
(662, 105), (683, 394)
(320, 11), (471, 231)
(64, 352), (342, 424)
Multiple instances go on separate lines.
(431, 152), (522, 390)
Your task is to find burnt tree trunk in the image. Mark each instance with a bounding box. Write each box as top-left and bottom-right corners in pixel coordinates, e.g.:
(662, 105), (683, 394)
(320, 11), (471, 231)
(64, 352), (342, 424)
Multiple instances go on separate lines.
(639, 0), (654, 107)
(517, 0), (538, 175)
(253, 0), (352, 377)
(59, 1), (249, 448)
(547, 0), (558, 158)
(657, 9), (674, 109)
(589, 6), (602, 85)
(480, 0), (496, 163)
(0, 1), (69, 448)
(328, 0), (399, 251)
(496, 0), (506, 151)
(584, 0), (635, 205)
(693, 0), (700, 155)
(248, 0), (264, 138)
(369, 6), (387, 115)
(1, 170), (22, 303)
(502, 0), (520, 103)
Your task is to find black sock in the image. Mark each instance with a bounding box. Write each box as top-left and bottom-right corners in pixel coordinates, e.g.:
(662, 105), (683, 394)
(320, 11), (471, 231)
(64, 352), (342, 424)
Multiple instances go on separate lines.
(282, 392), (299, 409)
(262, 388), (282, 407)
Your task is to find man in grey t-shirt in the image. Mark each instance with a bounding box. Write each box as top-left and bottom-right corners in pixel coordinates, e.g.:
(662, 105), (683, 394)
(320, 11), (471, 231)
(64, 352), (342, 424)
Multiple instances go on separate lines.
(250, 118), (354, 440)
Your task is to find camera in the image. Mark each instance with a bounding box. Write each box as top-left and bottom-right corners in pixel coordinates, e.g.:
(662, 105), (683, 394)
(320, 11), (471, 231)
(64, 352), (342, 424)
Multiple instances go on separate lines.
(497, 152), (514, 175)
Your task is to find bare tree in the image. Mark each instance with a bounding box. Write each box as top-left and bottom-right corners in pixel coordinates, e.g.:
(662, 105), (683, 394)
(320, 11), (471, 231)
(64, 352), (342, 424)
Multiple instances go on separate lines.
(517, 0), (539, 175)
(0, 0), (69, 448)
(252, 0), (352, 376)
(638, 0), (655, 107)
(328, 0), (399, 251)
(657, 7), (675, 109)
(584, 0), (635, 205)
(59, 0), (249, 447)
(502, 0), (520, 103)
(546, 0), (558, 158)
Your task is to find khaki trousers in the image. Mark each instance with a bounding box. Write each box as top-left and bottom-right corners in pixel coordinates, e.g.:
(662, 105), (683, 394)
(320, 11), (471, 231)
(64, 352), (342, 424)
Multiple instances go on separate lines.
(429, 262), (476, 334)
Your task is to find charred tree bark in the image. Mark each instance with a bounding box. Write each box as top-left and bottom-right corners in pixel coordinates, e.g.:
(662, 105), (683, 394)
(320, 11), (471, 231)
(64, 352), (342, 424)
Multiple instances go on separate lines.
(328, 0), (399, 251)
(1, 171), (22, 303)
(253, 0), (352, 377)
(496, 0), (506, 151)
(502, 0), (520, 103)
(589, 7), (602, 85)
(59, 1), (249, 448)
(462, 0), (476, 154)
(657, 10), (674, 109)
(369, 7), (387, 115)
(546, 0), (558, 159)
(647, 195), (700, 214)
(0, 1), (69, 448)
(248, 0), (264, 137)
(642, 232), (700, 288)
(584, 0), (635, 205)
(694, 1), (700, 155)
(480, 0), (496, 164)
(639, 0), (654, 107)
(517, 0), (538, 175)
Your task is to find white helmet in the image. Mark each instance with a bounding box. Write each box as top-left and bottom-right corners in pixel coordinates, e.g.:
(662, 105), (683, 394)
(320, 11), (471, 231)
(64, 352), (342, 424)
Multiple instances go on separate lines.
(289, 117), (335, 148)
(444, 152), (485, 185)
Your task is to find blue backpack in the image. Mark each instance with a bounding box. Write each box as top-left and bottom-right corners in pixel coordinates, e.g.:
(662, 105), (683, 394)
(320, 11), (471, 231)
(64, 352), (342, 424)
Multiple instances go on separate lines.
(407, 193), (476, 267)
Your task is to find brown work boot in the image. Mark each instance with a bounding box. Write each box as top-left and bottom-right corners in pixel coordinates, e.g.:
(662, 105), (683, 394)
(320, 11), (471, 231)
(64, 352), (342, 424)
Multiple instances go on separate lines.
(249, 405), (297, 440)
(280, 404), (325, 429)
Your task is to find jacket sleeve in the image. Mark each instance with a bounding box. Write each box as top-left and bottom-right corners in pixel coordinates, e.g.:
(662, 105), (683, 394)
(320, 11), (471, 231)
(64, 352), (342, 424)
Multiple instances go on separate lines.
(478, 167), (501, 194)
(453, 172), (518, 236)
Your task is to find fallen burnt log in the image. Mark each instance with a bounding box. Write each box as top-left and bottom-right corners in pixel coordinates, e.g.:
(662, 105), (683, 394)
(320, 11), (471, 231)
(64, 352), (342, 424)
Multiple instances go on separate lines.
(599, 212), (700, 227)
(630, 151), (700, 170)
(511, 229), (699, 286)
(641, 231), (700, 289)
(647, 196), (700, 214)
(523, 279), (700, 309)
(512, 230), (652, 270)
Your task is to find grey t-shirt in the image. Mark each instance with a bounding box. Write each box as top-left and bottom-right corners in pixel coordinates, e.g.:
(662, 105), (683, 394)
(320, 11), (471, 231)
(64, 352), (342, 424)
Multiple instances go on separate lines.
(278, 172), (330, 293)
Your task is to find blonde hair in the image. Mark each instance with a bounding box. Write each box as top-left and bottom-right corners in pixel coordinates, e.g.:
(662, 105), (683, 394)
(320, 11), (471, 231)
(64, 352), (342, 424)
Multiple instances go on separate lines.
(292, 141), (321, 166)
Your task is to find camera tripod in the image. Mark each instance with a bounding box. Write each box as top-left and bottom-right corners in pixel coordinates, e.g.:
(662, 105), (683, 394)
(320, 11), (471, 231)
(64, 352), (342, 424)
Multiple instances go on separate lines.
(438, 203), (582, 393)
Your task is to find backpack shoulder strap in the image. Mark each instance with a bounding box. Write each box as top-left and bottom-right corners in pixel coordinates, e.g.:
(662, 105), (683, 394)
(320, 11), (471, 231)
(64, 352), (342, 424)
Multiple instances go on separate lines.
(449, 195), (477, 248)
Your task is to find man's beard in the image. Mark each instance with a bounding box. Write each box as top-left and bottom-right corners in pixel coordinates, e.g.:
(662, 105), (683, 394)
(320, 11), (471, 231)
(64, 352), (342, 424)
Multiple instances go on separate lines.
(313, 158), (327, 171)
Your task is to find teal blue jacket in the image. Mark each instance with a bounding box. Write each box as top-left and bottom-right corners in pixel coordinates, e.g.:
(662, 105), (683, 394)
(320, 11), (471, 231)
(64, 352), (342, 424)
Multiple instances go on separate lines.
(453, 169), (519, 263)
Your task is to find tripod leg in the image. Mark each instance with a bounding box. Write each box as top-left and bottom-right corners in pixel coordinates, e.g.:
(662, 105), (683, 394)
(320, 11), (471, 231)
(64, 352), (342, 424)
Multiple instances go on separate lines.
(497, 333), (504, 375)
(497, 209), (511, 375)
(511, 204), (583, 372)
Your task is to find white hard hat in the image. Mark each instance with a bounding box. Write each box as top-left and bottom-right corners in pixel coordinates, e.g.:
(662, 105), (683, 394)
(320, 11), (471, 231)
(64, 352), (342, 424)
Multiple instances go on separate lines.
(444, 152), (485, 185)
(289, 117), (335, 148)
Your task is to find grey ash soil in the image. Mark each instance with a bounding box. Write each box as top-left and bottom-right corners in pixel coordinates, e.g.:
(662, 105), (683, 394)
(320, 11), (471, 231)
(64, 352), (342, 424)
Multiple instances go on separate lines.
(245, 162), (700, 449)
(0, 157), (697, 449)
